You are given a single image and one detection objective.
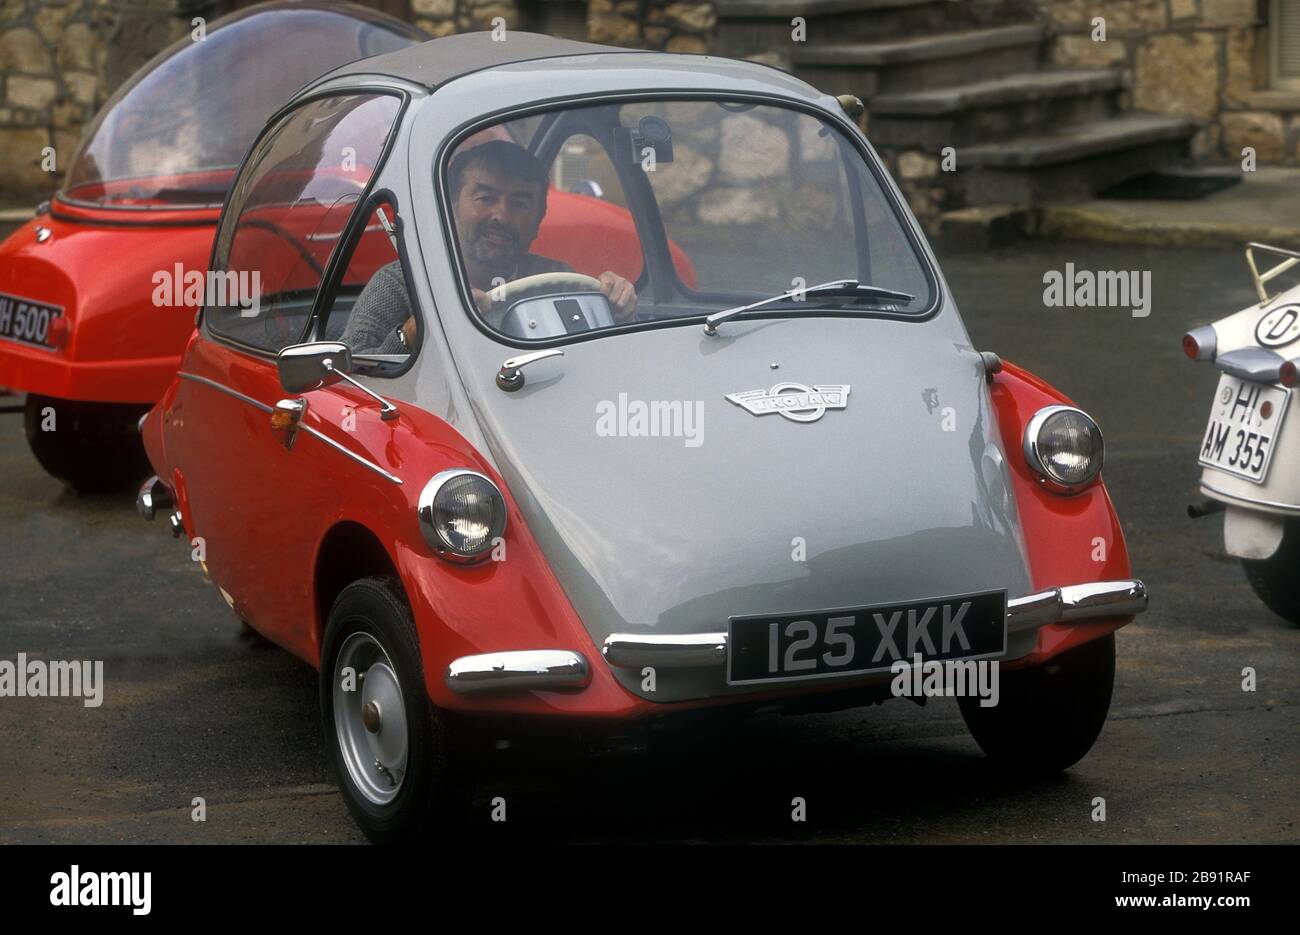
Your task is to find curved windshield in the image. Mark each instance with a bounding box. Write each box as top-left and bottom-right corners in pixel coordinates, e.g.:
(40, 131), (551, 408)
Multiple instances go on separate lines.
(436, 99), (935, 345)
(61, 1), (422, 209)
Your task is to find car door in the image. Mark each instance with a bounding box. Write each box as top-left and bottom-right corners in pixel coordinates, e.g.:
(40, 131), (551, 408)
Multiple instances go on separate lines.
(166, 91), (405, 661)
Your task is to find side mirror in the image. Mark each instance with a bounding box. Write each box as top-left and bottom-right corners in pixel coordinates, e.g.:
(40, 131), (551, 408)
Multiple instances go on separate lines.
(277, 342), (352, 393)
(275, 340), (400, 420)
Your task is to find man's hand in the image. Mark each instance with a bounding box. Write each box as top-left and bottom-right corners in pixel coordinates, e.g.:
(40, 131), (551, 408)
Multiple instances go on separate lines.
(400, 315), (417, 349)
(598, 271), (637, 323)
(471, 287), (493, 315)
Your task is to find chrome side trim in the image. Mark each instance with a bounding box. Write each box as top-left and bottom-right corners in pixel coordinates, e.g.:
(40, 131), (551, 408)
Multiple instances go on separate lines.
(1200, 480), (1300, 516)
(603, 579), (1149, 669)
(297, 423), (403, 485)
(178, 371), (402, 485)
(445, 650), (589, 694)
(179, 371), (272, 413)
(603, 632), (727, 668)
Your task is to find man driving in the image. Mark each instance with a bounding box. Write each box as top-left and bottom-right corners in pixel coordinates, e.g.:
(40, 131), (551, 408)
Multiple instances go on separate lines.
(340, 138), (638, 354)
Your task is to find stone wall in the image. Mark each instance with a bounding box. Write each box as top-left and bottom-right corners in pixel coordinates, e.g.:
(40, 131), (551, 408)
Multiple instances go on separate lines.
(412, 0), (517, 37)
(0, 0), (194, 203)
(1036, 0), (1300, 164)
(588, 0), (715, 52)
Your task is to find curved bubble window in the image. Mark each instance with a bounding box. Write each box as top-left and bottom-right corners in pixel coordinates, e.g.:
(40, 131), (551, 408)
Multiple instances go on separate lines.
(60, 1), (422, 210)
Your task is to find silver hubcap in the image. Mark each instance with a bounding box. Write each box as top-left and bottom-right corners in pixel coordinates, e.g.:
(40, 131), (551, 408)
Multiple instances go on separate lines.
(333, 632), (408, 806)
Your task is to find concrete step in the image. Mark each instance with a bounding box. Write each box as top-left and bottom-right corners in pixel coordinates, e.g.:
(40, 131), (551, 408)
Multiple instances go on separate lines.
(714, 0), (1038, 61)
(792, 24), (1043, 96)
(869, 69), (1122, 147)
(956, 114), (1199, 204)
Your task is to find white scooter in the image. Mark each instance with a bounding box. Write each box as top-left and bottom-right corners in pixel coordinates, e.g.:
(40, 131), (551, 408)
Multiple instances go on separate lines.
(1186, 243), (1300, 624)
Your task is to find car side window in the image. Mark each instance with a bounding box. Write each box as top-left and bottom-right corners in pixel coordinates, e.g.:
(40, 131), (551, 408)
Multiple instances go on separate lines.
(323, 201), (416, 361)
(206, 93), (401, 353)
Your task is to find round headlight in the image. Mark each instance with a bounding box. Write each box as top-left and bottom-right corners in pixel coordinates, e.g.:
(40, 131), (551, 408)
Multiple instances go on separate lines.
(418, 470), (507, 560)
(1023, 405), (1104, 493)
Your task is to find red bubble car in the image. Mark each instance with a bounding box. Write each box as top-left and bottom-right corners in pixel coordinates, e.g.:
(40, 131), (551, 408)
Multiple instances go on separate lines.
(0, 2), (428, 489)
(137, 30), (1148, 842)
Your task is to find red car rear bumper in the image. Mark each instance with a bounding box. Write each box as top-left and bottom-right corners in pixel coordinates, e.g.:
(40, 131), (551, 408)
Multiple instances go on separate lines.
(0, 339), (177, 404)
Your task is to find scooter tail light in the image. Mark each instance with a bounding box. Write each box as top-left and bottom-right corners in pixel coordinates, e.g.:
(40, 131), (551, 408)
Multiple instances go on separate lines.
(1281, 360), (1297, 388)
(1182, 325), (1216, 362)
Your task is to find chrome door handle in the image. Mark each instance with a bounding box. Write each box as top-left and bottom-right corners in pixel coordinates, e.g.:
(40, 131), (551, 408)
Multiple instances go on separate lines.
(497, 349), (564, 392)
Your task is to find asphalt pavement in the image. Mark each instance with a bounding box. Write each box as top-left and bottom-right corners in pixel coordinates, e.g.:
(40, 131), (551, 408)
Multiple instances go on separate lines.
(0, 240), (1296, 843)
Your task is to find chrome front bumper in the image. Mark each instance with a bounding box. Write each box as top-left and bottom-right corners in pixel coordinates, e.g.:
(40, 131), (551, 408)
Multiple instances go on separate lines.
(445, 650), (590, 695)
(602, 578), (1148, 670)
(442, 579), (1147, 692)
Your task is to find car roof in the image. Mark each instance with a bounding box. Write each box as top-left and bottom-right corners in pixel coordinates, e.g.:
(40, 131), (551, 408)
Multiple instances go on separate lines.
(313, 30), (632, 90)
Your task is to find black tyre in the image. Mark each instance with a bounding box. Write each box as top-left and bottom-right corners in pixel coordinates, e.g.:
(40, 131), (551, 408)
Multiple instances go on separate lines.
(23, 394), (151, 492)
(1240, 519), (1300, 625)
(958, 634), (1115, 775)
(320, 576), (470, 843)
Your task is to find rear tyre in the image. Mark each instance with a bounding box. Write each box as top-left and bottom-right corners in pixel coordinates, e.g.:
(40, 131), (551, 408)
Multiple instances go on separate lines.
(320, 576), (470, 843)
(23, 394), (151, 492)
(958, 634), (1115, 775)
(1240, 519), (1300, 625)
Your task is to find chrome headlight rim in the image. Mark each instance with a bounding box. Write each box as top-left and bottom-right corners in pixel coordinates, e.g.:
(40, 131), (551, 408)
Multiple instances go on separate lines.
(417, 469), (507, 563)
(1023, 404), (1105, 495)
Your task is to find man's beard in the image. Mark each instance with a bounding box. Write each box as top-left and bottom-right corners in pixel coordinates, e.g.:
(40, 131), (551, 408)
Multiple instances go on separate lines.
(465, 222), (522, 273)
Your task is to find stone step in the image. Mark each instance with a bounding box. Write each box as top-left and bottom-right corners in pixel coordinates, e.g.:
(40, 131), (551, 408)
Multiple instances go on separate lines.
(714, 0), (1038, 60)
(869, 69), (1123, 147)
(792, 24), (1044, 96)
(956, 114), (1199, 204)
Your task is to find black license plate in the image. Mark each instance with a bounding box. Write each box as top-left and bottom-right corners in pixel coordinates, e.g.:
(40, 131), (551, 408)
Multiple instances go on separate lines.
(0, 292), (63, 349)
(727, 590), (1007, 686)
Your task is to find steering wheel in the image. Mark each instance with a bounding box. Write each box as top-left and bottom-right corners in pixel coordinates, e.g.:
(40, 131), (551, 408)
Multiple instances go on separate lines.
(486, 272), (603, 308)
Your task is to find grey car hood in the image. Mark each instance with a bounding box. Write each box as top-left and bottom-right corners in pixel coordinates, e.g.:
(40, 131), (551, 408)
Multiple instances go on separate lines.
(462, 313), (1033, 664)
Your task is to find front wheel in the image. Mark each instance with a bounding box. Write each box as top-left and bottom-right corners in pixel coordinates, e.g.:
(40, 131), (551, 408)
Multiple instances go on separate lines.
(23, 394), (151, 492)
(1240, 519), (1300, 625)
(320, 577), (470, 843)
(958, 634), (1115, 775)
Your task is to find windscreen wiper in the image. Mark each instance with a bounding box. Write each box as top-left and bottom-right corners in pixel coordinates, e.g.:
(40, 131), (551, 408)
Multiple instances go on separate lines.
(702, 279), (915, 335)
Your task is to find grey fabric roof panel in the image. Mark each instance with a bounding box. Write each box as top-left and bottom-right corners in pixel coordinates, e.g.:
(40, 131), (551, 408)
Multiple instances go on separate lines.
(315, 30), (628, 90)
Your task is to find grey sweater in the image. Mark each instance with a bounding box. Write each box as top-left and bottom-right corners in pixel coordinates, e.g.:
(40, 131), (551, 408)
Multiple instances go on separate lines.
(339, 254), (573, 355)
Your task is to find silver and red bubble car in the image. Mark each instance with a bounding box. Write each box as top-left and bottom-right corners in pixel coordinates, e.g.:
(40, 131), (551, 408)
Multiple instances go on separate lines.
(136, 30), (1148, 842)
